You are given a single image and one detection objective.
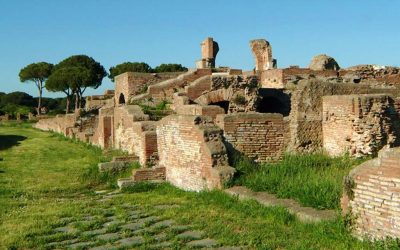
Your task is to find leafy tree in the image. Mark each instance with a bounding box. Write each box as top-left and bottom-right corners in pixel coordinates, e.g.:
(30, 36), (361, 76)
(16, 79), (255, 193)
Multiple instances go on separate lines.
(19, 62), (53, 114)
(108, 62), (152, 82)
(54, 55), (107, 109)
(0, 91), (35, 107)
(46, 67), (90, 113)
(153, 63), (188, 73)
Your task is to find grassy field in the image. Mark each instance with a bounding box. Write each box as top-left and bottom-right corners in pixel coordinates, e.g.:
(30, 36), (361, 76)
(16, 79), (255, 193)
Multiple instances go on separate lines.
(0, 122), (398, 249)
(231, 154), (368, 210)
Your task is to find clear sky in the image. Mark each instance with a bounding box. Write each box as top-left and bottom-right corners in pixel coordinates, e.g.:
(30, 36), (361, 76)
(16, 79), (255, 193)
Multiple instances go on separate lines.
(1, 0), (399, 98)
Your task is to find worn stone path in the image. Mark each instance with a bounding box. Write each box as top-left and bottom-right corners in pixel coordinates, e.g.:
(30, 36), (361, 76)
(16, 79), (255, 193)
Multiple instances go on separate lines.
(225, 186), (336, 222)
(42, 190), (243, 249)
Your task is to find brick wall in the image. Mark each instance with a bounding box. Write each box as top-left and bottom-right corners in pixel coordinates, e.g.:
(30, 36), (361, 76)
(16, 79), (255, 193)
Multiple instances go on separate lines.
(156, 115), (235, 191)
(175, 104), (225, 121)
(185, 75), (212, 100)
(34, 114), (77, 135)
(133, 167), (166, 182)
(288, 80), (400, 153)
(114, 72), (183, 105)
(322, 94), (400, 157)
(341, 147), (400, 239)
(216, 113), (285, 162)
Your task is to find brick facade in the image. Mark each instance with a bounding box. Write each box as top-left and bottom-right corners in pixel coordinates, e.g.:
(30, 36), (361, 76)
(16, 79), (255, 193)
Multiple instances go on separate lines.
(322, 94), (400, 157)
(216, 113), (285, 162)
(156, 115), (235, 191)
(341, 147), (400, 239)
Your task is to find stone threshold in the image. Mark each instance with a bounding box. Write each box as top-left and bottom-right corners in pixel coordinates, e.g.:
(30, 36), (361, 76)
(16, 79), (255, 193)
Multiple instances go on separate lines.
(224, 186), (337, 223)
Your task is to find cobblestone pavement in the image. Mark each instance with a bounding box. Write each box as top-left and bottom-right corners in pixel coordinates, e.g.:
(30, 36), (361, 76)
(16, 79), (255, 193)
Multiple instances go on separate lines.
(41, 190), (243, 249)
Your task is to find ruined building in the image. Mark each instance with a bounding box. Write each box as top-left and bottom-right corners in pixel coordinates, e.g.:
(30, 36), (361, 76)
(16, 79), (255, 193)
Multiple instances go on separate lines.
(35, 37), (400, 240)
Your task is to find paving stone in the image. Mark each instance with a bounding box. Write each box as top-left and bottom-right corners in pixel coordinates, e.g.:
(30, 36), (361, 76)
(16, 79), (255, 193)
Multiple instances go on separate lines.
(170, 225), (191, 233)
(153, 232), (168, 242)
(95, 190), (110, 195)
(88, 244), (116, 250)
(177, 230), (203, 240)
(53, 226), (78, 234)
(149, 241), (173, 249)
(97, 232), (121, 241)
(120, 222), (145, 231)
(214, 247), (243, 250)
(135, 216), (159, 224)
(150, 219), (174, 228)
(68, 241), (96, 249)
(154, 204), (180, 210)
(103, 220), (121, 227)
(187, 238), (218, 248)
(114, 236), (144, 247)
(46, 238), (79, 247)
(81, 228), (107, 236)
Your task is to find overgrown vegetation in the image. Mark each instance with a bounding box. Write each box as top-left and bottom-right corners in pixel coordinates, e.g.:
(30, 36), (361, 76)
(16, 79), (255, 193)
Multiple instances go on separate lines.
(0, 91), (67, 117)
(231, 153), (369, 210)
(1, 123), (398, 249)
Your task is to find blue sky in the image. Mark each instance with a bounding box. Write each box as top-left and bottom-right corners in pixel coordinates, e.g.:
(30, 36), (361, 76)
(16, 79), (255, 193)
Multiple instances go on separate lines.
(1, 0), (399, 98)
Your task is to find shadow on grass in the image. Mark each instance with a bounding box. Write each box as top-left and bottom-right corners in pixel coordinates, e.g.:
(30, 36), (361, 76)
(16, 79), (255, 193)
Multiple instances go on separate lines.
(0, 135), (27, 151)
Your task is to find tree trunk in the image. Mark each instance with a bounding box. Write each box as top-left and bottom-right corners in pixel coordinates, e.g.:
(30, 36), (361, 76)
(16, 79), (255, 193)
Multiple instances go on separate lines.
(37, 81), (43, 115)
(66, 96), (70, 114)
(74, 92), (78, 111)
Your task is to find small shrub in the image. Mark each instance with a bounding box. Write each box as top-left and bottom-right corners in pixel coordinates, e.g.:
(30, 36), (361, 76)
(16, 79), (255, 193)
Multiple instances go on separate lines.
(232, 95), (246, 105)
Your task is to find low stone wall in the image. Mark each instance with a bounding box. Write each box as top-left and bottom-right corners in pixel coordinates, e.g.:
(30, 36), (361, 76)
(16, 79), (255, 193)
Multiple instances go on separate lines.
(216, 113), (285, 162)
(133, 167), (166, 182)
(156, 115), (235, 191)
(322, 94), (400, 157)
(34, 114), (77, 135)
(341, 147), (400, 239)
(175, 104), (225, 121)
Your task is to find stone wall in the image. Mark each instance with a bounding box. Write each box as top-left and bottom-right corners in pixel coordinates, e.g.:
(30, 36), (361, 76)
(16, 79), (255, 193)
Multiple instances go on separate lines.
(113, 105), (149, 154)
(322, 94), (400, 157)
(194, 75), (259, 113)
(114, 71), (183, 105)
(175, 104), (225, 121)
(130, 121), (158, 166)
(156, 115), (235, 191)
(34, 114), (77, 135)
(216, 113), (285, 162)
(130, 69), (212, 104)
(341, 147), (400, 239)
(288, 80), (400, 153)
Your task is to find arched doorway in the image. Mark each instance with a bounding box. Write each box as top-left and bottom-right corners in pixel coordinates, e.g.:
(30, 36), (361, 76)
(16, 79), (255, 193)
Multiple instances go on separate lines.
(210, 101), (230, 114)
(118, 93), (125, 105)
(257, 89), (291, 116)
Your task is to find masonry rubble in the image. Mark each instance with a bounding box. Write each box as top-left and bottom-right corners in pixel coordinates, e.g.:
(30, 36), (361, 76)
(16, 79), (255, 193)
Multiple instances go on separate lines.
(33, 37), (400, 240)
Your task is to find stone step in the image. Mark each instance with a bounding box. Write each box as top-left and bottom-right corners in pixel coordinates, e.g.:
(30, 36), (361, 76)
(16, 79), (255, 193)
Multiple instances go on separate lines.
(117, 178), (136, 189)
(112, 155), (139, 162)
(224, 186), (336, 223)
(98, 161), (130, 173)
(132, 167), (166, 182)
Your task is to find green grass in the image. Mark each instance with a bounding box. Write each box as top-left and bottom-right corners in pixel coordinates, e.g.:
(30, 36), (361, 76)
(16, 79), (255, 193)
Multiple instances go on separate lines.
(231, 153), (369, 210)
(0, 123), (398, 249)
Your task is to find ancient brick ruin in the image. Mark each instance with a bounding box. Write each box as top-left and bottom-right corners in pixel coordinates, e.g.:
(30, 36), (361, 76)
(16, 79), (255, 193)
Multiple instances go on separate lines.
(34, 37), (400, 240)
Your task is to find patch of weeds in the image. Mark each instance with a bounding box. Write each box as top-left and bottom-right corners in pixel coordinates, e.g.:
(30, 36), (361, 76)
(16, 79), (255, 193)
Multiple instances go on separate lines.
(232, 153), (369, 210)
(105, 224), (120, 233)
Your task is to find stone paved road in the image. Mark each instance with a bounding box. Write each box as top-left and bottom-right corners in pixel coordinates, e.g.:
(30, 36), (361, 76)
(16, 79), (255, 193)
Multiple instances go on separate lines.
(42, 190), (243, 250)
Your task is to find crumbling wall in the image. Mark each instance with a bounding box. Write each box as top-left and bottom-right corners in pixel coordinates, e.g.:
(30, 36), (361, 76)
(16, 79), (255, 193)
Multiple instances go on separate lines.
(216, 113), (285, 162)
(341, 147), (400, 240)
(288, 80), (399, 153)
(322, 94), (400, 157)
(34, 114), (77, 135)
(114, 105), (149, 153)
(130, 69), (212, 104)
(156, 115), (235, 191)
(91, 106), (114, 149)
(175, 104), (225, 121)
(114, 72), (183, 104)
(130, 121), (158, 166)
(195, 75), (259, 113)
